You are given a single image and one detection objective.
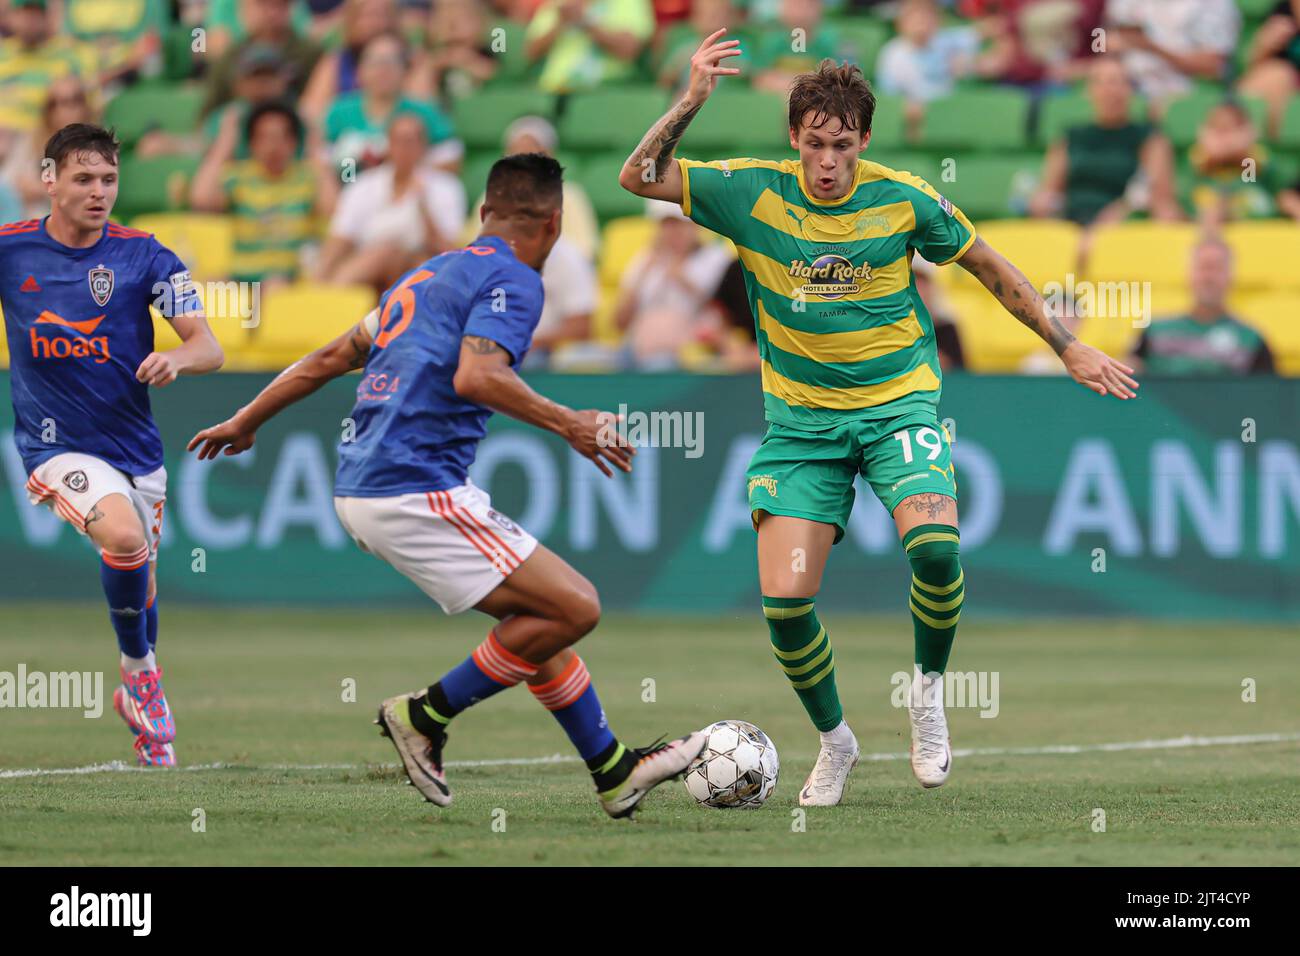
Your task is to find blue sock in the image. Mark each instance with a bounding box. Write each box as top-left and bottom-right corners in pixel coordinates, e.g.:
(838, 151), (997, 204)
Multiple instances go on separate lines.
(100, 550), (150, 660)
(146, 596), (158, 651)
(529, 656), (616, 761)
(412, 631), (539, 731)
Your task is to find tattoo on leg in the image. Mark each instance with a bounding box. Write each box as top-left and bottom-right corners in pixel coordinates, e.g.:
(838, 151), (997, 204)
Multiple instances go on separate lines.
(84, 504), (106, 527)
(902, 493), (951, 521)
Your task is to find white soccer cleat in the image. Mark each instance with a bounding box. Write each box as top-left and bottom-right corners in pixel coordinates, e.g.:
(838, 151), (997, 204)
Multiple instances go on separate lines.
(799, 740), (860, 806)
(599, 732), (707, 820)
(376, 693), (452, 807)
(908, 667), (952, 789)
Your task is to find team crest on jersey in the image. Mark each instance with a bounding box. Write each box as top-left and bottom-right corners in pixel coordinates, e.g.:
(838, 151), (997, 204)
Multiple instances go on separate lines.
(486, 509), (518, 534)
(88, 265), (114, 307)
(63, 470), (89, 494)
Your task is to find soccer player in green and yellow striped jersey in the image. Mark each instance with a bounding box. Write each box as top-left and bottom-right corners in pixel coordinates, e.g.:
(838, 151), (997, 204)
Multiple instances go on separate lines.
(620, 30), (1140, 805)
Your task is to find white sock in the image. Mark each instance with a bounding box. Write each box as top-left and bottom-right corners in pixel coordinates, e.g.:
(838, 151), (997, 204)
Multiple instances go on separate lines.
(911, 664), (944, 709)
(121, 651), (156, 674)
(819, 720), (857, 751)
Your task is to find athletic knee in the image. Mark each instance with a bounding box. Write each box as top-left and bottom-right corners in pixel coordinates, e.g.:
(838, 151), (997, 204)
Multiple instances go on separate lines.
(560, 584), (601, 642)
(97, 524), (148, 558)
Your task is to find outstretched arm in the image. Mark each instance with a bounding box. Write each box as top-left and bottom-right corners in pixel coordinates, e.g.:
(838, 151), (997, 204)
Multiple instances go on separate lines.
(618, 27), (742, 203)
(454, 335), (633, 477)
(187, 314), (376, 458)
(956, 238), (1139, 399)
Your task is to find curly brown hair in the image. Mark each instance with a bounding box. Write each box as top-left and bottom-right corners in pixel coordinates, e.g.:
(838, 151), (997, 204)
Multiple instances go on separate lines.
(787, 59), (876, 136)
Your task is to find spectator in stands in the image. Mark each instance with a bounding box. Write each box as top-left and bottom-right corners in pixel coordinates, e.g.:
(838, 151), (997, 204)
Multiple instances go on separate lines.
(656, 0), (748, 94)
(751, 0), (845, 95)
(0, 0), (97, 136)
(190, 100), (337, 287)
(959, 0), (1105, 89)
(461, 116), (598, 260)
(321, 32), (461, 175)
(700, 258), (761, 371)
(1187, 101), (1279, 226)
(1238, 1), (1300, 138)
(875, 0), (980, 136)
(406, 0), (498, 107)
(204, 0), (322, 117)
(300, 0), (400, 125)
(1030, 56), (1181, 227)
(313, 113), (465, 290)
(1103, 0), (1240, 112)
(2, 75), (97, 219)
(524, 0), (654, 95)
(613, 199), (734, 370)
(1129, 235), (1275, 376)
(62, 0), (166, 88)
(525, 230), (598, 366)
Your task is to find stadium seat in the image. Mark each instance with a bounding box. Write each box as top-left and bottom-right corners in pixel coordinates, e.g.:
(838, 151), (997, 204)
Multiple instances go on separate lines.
(598, 215), (656, 288)
(114, 155), (199, 221)
(580, 156), (651, 221)
(150, 303), (257, 369)
(1161, 92), (1268, 149)
(1223, 221), (1300, 291)
(945, 289), (1039, 372)
(1085, 221), (1198, 287)
(936, 154), (1038, 221)
(681, 89), (790, 155)
(451, 88), (555, 151)
(829, 18), (890, 75)
(243, 284), (376, 369)
(1230, 292), (1300, 374)
(559, 88), (670, 152)
(1037, 90), (1148, 144)
(481, 21), (535, 85)
(947, 219), (1081, 293)
(919, 89), (1031, 151)
(104, 83), (205, 146)
(131, 213), (234, 284)
(865, 93), (908, 150)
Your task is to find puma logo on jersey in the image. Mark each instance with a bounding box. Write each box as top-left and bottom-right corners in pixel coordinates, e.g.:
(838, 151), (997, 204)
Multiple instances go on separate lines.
(29, 309), (111, 364)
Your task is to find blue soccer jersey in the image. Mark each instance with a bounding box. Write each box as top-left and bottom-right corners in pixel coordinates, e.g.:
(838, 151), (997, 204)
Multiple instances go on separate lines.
(0, 217), (201, 477)
(334, 236), (545, 497)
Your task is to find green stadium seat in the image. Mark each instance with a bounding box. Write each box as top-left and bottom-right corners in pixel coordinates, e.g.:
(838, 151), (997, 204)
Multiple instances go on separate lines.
(104, 83), (204, 146)
(163, 22), (197, 81)
(451, 88), (555, 151)
(681, 90), (789, 155)
(580, 156), (649, 221)
(1161, 91), (1268, 149)
(559, 88), (670, 152)
(1037, 90), (1148, 144)
(481, 21), (535, 85)
(828, 18), (889, 75)
(867, 93), (907, 149)
(115, 155), (199, 220)
(918, 88), (1030, 151)
(936, 154), (1039, 220)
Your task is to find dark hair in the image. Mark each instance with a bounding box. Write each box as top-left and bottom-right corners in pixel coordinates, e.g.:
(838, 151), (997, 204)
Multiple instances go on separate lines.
(484, 153), (563, 220)
(43, 123), (119, 172)
(244, 100), (304, 146)
(788, 59), (876, 136)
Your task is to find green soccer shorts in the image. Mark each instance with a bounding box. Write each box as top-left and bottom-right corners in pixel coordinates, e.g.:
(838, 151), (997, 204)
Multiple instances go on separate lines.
(746, 413), (957, 543)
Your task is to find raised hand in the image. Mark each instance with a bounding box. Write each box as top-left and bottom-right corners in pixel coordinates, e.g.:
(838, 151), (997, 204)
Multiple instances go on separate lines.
(686, 27), (743, 104)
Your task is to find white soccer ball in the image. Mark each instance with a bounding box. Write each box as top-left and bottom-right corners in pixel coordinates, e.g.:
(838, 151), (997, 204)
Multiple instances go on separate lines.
(683, 719), (779, 809)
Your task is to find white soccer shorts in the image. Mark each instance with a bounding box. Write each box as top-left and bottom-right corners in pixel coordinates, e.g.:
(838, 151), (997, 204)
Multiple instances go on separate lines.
(334, 481), (538, 615)
(26, 452), (167, 563)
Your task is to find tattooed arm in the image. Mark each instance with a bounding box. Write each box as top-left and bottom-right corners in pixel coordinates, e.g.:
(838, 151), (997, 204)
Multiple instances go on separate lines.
(186, 311), (378, 459)
(618, 27), (743, 203)
(454, 336), (633, 477)
(956, 238), (1140, 399)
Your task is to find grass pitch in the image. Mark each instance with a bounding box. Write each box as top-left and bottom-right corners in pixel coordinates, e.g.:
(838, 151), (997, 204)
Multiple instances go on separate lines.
(1, 602), (1297, 866)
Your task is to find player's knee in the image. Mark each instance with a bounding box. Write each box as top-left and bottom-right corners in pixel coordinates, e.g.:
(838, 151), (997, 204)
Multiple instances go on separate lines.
(96, 523), (148, 558)
(562, 586), (602, 642)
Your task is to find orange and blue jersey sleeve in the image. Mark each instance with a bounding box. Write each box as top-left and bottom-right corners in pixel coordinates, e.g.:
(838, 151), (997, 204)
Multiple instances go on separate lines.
(461, 259), (544, 365)
(146, 238), (202, 319)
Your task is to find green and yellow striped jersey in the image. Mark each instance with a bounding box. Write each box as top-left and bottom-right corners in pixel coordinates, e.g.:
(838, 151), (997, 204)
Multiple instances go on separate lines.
(679, 156), (977, 429)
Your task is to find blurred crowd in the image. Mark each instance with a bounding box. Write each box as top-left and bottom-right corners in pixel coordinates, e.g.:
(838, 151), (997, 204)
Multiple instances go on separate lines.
(0, 0), (1294, 377)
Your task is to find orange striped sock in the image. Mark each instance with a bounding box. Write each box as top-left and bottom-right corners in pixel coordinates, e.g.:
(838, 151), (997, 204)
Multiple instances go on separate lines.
(529, 655), (615, 761)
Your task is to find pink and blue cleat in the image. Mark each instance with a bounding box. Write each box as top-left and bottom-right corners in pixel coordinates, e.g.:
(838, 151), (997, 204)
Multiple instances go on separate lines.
(113, 666), (177, 767)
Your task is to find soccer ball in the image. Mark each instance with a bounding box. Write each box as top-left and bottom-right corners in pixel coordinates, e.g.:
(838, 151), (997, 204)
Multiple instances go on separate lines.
(683, 720), (779, 809)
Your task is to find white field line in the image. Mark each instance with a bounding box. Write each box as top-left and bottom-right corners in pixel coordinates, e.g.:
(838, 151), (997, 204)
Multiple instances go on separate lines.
(1, 731), (1297, 780)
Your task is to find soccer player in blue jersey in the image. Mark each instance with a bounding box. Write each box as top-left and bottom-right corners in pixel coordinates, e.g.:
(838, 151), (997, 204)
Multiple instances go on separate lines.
(188, 155), (706, 818)
(1, 124), (224, 767)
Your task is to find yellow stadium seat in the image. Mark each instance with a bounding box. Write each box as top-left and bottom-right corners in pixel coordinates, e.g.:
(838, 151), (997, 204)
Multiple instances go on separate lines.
(598, 216), (656, 289)
(946, 290), (1040, 372)
(948, 219), (1082, 293)
(243, 283), (376, 370)
(1231, 292), (1300, 375)
(1223, 221), (1300, 292)
(1084, 221), (1199, 287)
(131, 213), (234, 284)
(150, 305), (258, 370)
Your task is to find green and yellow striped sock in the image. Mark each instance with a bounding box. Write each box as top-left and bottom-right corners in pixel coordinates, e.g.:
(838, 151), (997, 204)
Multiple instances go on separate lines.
(904, 523), (964, 675)
(763, 596), (843, 732)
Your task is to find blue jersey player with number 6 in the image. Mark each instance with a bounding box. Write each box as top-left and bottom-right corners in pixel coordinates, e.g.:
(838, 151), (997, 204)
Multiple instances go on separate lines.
(188, 155), (706, 818)
(0, 125), (224, 767)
